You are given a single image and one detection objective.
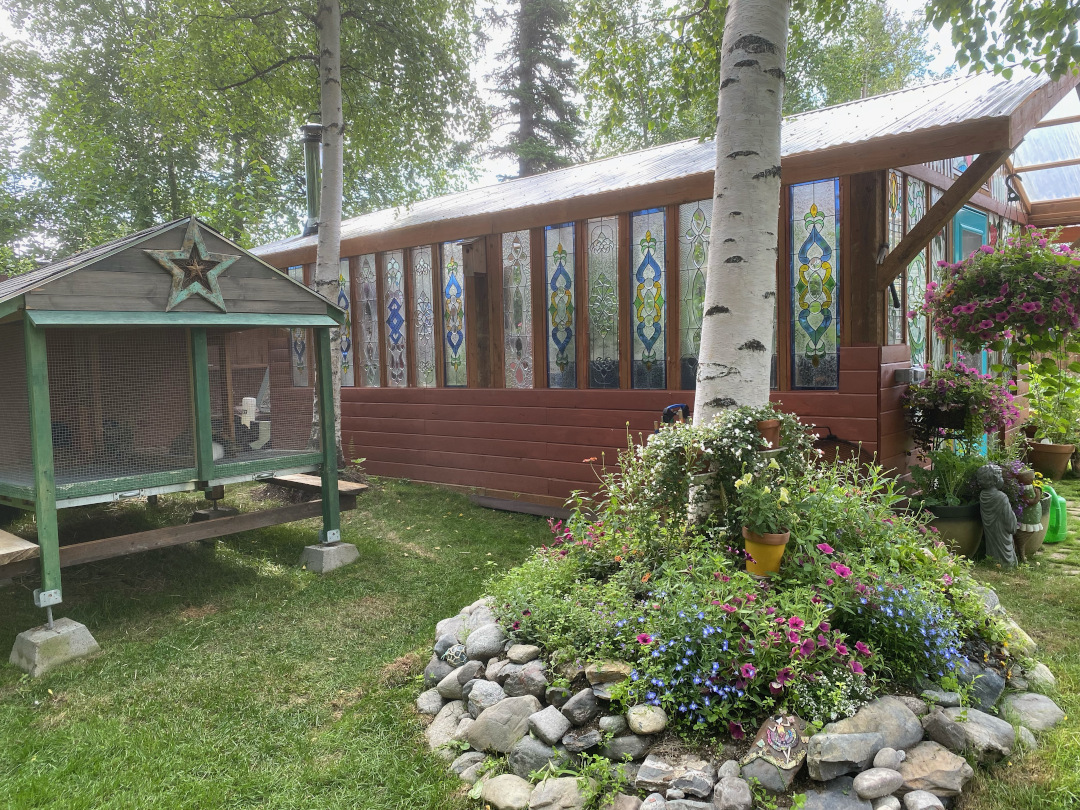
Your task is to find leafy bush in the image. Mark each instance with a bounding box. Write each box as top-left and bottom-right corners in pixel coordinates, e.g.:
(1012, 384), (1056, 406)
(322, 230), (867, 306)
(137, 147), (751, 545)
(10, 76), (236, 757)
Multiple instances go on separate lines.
(907, 447), (984, 507)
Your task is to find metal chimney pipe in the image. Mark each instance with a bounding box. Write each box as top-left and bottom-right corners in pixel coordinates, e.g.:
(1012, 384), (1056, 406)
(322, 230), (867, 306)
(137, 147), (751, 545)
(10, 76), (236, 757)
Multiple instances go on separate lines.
(301, 118), (323, 237)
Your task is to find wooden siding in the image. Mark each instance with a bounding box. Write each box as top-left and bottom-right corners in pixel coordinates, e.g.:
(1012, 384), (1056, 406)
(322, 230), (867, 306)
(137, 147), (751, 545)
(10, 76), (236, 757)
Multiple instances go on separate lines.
(341, 346), (905, 506)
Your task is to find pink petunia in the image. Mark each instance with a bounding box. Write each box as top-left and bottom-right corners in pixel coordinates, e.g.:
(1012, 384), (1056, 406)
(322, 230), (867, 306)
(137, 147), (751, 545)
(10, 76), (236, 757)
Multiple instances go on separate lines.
(849, 659), (866, 675)
(788, 616), (805, 630)
(729, 721), (745, 740)
(787, 630), (801, 644)
(799, 638), (817, 657)
(740, 663), (756, 680)
(816, 543), (834, 554)
(855, 641), (872, 657)
(637, 633), (653, 644)
(829, 562), (852, 579)
(834, 642), (849, 656)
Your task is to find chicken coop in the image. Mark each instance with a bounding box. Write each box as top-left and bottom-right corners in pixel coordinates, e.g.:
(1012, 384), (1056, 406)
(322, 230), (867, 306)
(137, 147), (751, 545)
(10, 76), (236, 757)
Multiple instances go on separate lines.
(0, 217), (349, 619)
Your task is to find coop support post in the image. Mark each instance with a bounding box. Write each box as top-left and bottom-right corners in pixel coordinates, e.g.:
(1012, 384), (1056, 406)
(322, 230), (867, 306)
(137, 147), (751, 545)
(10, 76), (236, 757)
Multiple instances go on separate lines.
(23, 317), (61, 609)
(315, 326), (340, 543)
(189, 328), (215, 486)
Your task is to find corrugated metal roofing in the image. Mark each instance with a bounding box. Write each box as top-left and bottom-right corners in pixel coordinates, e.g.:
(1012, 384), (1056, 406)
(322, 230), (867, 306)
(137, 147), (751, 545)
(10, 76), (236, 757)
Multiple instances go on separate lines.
(254, 71), (1051, 258)
(1013, 91), (1080, 203)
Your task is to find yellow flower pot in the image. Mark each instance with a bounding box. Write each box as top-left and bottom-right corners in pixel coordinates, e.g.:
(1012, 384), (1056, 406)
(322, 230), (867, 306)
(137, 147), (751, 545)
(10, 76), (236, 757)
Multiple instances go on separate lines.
(742, 526), (790, 576)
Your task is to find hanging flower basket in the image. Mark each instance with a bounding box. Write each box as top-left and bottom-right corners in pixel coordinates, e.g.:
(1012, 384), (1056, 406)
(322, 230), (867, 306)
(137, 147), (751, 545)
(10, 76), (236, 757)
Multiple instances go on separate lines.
(902, 363), (1018, 446)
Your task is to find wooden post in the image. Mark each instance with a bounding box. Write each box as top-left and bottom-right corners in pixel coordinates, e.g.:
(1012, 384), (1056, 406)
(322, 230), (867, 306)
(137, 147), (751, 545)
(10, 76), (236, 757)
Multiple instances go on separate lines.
(190, 327), (215, 486)
(24, 317), (61, 604)
(315, 326), (341, 543)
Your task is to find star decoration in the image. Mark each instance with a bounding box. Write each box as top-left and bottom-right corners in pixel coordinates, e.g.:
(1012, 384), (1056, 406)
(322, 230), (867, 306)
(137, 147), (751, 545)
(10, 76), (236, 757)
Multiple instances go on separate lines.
(144, 218), (239, 312)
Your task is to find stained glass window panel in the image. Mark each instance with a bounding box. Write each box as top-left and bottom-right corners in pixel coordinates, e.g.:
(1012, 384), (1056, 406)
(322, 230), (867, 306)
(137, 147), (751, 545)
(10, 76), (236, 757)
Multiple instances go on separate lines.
(502, 231), (533, 388)
(383, 249), (407, 388)
(905, 178), (928, 367)
(357, 254), (381, 387)
(678, 201), (710, 389)
(442, 242), (467, 387)
(411, 246), (436, 387)
(587, 217), (619, 388)
(791, 179), (840, 389)
(544, 223), (576, 388)
(338, 259), (355, 386)
(630, 209), (666, 389)
(287, 266), (309, 386)
(929, 187), (948, 368)
(886, 170), (904, 345)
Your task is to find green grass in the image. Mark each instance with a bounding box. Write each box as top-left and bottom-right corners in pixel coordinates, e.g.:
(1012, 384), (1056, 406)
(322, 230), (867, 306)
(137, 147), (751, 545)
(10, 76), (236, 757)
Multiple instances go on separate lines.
(957, 477), (1080, 810)
(0, 479), (549, 810)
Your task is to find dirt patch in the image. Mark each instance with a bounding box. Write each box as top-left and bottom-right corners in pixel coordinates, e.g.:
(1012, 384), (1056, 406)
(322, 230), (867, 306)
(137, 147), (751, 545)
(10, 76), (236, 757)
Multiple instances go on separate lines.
(329, 686), (366, 720)
(179, 604), (218, 620)
(400, 542), (437, 560)
(252, 484), (315, 505)
(379, 651), (424, 687)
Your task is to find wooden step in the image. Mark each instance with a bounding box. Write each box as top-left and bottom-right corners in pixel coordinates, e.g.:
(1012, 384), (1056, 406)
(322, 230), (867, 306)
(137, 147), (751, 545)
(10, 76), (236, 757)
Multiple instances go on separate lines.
(0, 530), (39, 566)
(269, 474), (369, 496)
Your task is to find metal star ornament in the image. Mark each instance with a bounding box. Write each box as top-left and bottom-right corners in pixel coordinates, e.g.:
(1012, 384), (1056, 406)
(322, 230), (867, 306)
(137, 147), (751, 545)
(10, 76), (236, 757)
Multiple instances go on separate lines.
(144, 218), (239, 312)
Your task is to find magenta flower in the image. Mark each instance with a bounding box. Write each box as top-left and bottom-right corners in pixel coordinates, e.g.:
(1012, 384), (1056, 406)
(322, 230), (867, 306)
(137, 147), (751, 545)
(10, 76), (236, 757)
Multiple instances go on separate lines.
(788, 616), (805, 630)
(816, 543), (834, 554)
(636, 633), (653, 644)
(834, 642), (849, 656)
(775, 667), (794, 684)
(787, 630), (801, 644)
(849, 660), (866, 675)
(942, 574), (953, 586)
(729, 721), (745, 740)
(740, 663), (756, 680)
(720, 604), (737, 614)
(980, 244), (995, 253)
(829, 562), (852, 579)
(854, 641), (873, 657)
(769, 681), (784, 696)
(799, 638), (817, 657)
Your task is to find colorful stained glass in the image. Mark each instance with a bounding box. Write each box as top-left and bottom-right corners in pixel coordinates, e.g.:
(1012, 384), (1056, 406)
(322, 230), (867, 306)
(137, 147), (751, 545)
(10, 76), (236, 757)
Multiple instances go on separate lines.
(357, 254), (381, 387)
(929, 187), (948, 368)
(338, 258), (355, 386)
(630, 209), (666, 389)
(905, 177), (928, 367)
(678, 201), (710, 389)
(442, 242), (467, 387)
(382, 249), (407, 387)
(502, 231), (533, 388)
(287, 266), (309, 386)
(886, 170), (904, 345)
(544, 223), (576, 388)
(411, 245), (436, 387)
(791, 179), (840, 389)
(587, 217), (619, 388)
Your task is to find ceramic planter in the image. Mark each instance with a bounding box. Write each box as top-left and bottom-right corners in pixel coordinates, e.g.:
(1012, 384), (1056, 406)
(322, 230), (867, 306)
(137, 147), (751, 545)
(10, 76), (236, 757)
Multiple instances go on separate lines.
(1016, 489), (1052, 561)
(756, 419), (781, 450)
(1026, 441), (1074, 480)
(924, 502), (983, 559)
(742, 526), (789, 576)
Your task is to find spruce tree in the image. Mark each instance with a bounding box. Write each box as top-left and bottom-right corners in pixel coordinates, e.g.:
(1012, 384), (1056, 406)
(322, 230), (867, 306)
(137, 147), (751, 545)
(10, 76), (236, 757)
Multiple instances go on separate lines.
(491, 0), (583, 177)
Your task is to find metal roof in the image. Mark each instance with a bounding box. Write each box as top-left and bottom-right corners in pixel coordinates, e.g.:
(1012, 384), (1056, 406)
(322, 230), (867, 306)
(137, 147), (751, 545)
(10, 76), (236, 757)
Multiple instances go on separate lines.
(254, 71), (1053, 258)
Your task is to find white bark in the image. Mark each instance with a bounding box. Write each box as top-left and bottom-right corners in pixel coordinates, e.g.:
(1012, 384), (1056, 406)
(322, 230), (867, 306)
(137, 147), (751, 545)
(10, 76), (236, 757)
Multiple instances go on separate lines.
(693, 0), (791, 424)
(311, 0), (344, 459)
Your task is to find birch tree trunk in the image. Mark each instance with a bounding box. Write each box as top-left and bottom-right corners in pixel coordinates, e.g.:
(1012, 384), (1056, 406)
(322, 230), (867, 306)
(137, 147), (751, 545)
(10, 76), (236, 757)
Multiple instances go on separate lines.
(693, 0), (791, 424)
(311, 0), (345, 461)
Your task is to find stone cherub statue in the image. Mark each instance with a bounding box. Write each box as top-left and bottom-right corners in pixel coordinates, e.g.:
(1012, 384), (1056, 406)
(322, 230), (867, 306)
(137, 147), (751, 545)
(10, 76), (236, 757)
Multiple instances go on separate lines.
(978, 464), (1017, 568)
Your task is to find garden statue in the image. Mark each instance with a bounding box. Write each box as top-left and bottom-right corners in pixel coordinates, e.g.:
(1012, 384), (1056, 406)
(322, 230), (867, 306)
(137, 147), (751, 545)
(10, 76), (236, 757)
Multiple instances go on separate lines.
(978, 464), (1017, 567)
(1014, 470), (1044, 562)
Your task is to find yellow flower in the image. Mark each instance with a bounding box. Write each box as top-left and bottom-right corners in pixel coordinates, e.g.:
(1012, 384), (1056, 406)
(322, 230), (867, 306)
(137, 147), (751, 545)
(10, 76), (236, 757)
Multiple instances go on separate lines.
(763, 486), (771, 495)
(779, 487), (791, 504)
(768, 458), (780, 470)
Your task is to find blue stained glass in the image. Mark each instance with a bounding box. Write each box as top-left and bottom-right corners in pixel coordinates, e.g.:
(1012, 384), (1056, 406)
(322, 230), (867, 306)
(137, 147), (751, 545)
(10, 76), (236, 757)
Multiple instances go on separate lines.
(791, 179), (840, 389)
(631, 208), (666, 389)
(442, 242), (467, 387)
(545, 223), (576, 388)
(287, 265), (308, 386)
(383, 249), (407, 387)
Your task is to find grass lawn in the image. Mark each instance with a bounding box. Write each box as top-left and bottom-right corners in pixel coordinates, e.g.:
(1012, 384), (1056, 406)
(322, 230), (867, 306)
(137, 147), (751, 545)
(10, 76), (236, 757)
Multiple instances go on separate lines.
(1, 476), (1077, 809)
(0, 479), (549, 810)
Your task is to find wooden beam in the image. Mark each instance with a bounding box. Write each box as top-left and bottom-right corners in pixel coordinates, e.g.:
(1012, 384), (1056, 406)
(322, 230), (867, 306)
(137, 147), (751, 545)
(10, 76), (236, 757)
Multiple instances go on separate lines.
(1013, 156), (1080, 173)
(24, 317), (60, 598)
(1034, 113), (1080, 129)
(530, 229), (547, 388)
(877, 150), (1010, 289)
(897, 162), (1027, 223)
(26, 310), (340, 328)
(1029, 198), (1080, 227)
(190, 327), (215, 484)
(0, 495), (358, 580)
(1009, 73), (1080, 147)
(314, 327), (341, 541)
(0, 530), (38, 566)
(270, 473), (368, 496)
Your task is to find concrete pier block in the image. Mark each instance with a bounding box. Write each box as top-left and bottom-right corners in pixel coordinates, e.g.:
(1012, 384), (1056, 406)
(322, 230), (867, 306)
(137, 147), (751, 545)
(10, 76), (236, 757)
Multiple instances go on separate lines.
(10, 618), (100, 677)
(299, 542), (358, 574)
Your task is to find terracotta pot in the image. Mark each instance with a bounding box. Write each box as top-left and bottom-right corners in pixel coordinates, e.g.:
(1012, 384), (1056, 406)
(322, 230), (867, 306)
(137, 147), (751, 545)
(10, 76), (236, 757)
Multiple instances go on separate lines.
(1026, 441), (1074, 480)
(924, 502), (982, 559)
(756, 419), (781, 450)
(1016, 468), (1036, 486)
(743, 526), (789, 576)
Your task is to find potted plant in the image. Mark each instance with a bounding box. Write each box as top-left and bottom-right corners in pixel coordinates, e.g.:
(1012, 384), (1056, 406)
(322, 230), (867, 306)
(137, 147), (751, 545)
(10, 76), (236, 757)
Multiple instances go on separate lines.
(1024, 357), (1080, 479)
(902, 362), (1019, 448)
(907, 447), (985, 558)
(733, 466), (797, 575)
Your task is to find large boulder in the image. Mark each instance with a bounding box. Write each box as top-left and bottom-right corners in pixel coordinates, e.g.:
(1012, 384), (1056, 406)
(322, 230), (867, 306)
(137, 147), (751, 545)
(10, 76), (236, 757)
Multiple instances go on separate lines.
(920, 708), (968, 754)
(504, 662), (549, 698)
(955, 661), (1005, 712)
(416, 688), (445, 716)
(806, 732), (885, 781)
(423, 655), (454, 689)
(896, 741), (973, 797)
(635, 754), (710, 795)
(1000, 692), (1066, 732)
(467, 623), (509, 661)
(940, 707), (1014, 762)
(425, 700), (467, 754)
(468, 695), (544, 753)
(801, 776), (873, 810)
(482, 774), (533, 810)
(822, 697), (923, 751)
(508, 735), (571, 779)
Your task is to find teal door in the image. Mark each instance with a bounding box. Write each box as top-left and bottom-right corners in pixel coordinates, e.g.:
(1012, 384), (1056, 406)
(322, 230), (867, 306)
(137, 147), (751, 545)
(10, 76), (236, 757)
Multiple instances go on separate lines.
(953, 207), (990, 452)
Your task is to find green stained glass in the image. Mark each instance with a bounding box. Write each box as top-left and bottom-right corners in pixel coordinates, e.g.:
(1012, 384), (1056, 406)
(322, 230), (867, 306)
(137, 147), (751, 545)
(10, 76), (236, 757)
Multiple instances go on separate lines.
(905, 177), (928, 367)
(587, 217), (619, 388)
(678, 201), (710, 389)
(886, 170), (904, 345)
(791, 179), (840, 390)
(502, 231), (533, 388)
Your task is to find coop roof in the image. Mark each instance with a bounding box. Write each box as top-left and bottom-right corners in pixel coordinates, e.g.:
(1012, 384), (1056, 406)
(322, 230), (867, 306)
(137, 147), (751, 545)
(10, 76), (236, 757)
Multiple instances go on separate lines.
(0, 216), (344, 327)
(254, 71), (1079, 267)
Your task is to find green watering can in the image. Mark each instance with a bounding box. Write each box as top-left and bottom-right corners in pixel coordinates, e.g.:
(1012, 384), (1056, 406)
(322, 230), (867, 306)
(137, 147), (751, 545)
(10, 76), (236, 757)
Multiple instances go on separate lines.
(1042, 484), (1068, 544)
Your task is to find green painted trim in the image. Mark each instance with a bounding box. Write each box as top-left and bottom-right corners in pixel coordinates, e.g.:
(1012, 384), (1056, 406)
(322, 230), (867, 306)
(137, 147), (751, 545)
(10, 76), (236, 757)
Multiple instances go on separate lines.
(325, 302), (345, 325)
(0, 295), (24, 321)
(55, 469), (198, 499)
(210, 453), (323, 480)
(315, 327), (341, 538)
(0, 495), (34, 512)
(27, 310), (338, 328)
(24, 318), (60, 596)
(0, 480), (34, 502)
(190, 328), (215, 482)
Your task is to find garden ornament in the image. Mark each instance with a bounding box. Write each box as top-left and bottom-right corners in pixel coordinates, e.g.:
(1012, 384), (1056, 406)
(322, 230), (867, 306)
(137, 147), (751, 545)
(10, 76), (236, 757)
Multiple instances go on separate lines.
(977, 464), (1017, 568)
(740, 713), (809, 771)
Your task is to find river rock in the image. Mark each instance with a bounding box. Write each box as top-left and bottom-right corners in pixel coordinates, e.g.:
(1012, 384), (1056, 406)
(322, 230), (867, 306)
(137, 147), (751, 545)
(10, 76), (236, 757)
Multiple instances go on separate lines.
(627, 705), (668, 735)
(509, 644), (541, 664)
(468, 605), (498, 630)
(872, 798), (901, 810)
(941, 707), (1015, 762)
(853, 768), (905, 800)
(1024, 662), (1056, 691)
(671, 764), (715, 798)
(436, 615), (467, 643)
(468, 695), (543, 753)
(920, 708), (968, 753)
(434, 633), (458, 658)
(896, 741), (973, 797)
(892, 696), (929, 718)
(920, 689), (961, 708)
(601, 734), (651, 762)
(487, 658), (510, 682)
(425, 700), (467, 753)
(467, 623), (509, 661)
(635, 754), (710, 794)
(663, 801), (712, 810)
(482, 773), (533, 810)
(873, 747), (904, 770)
(546, 685), (572, 708)
(468, 679), (508, 718)
(640, 794), (665, 810)
(822, 697), (923, 751)
(416, 688), (445, 716)
(713, 776), (752, 810)
(508, 735), (570, 779)
(451, 750), (486, 775)
(903, 791), (944, 810)
(562, 689), (601, 726)
(718, 760), (741, 779)
(1018, 726), (1038, 751)
(529, 776), (593, 810)
(1002, 618), (1037, 656)
(600, 715), (629, 736)
(531, 705), (573, 745)
(955, 661), (1005, 712)
(802, 775), (873, 810)
(806, 732), (885, 781)
(424, 655), (454, 688)
(1001, 691), (1066, 732)
(586, 660), (633, 685)
(563, 727), (603, 752)
(601, 795), (643, 810)
(437, 661), (485, 699)
(505, 662), (549, 698)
